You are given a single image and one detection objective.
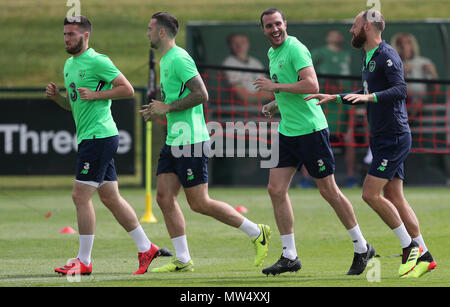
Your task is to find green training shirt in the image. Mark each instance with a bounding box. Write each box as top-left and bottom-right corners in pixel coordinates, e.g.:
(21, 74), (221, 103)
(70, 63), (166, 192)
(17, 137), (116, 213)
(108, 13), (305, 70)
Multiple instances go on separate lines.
(268, 36), (328, 136)
(160, 46), (210, 146)
(63, 48), (121, 144)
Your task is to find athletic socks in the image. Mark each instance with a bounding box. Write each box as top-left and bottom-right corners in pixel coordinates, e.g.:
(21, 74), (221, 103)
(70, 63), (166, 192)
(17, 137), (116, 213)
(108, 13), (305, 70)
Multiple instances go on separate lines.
(393, 223), (412, 249)
(172, 235), (191, 264)
(413, 234), (428, 254)
(348, 224), (368, 254)
(281, 233), (297, 260)
(238, 218), (261, 239)
(128, 225), (152, 253)
(77, 234), (95, 266)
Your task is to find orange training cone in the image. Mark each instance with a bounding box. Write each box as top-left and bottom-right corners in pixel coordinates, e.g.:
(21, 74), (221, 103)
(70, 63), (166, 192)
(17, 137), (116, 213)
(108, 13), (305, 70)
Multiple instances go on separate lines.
(235, 206), (248, 214)
(59, 226), (77, 234)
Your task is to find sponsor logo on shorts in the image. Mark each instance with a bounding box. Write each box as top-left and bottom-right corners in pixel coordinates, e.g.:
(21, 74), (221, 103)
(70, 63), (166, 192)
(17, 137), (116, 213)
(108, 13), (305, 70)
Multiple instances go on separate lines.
(186, 168), (194, 181)
(81, 162), (90, 175)
(317, 159), (326, 172)
(377, 159), (388, 171)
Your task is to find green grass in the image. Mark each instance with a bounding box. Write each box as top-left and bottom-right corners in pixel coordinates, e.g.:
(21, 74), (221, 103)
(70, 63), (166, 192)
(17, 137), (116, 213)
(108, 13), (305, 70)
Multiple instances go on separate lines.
(1, 0), (449, 87)
(0, 187), (448, 287)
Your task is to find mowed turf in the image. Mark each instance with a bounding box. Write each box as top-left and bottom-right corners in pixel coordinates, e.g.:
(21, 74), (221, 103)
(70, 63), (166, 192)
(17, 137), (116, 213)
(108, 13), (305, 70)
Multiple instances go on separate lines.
(0, 186), (448, 287)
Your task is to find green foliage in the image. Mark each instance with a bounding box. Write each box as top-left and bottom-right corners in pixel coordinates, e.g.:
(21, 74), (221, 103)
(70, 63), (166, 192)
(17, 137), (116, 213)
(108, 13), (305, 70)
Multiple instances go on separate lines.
(1, 0), (448, 87)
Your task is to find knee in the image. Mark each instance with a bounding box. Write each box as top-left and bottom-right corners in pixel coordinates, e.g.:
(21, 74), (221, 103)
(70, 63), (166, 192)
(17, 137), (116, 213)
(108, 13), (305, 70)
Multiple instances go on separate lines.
(99, 192), (120, 208)
(267, 183), (287, 200)
(318, 185), (340, 203)
(156, 191), (171, 208)
(72, 189), (86, 207)
(383, 189), (401, 205)
(362, 190), (379, 206)
(187, 197), (209, 215)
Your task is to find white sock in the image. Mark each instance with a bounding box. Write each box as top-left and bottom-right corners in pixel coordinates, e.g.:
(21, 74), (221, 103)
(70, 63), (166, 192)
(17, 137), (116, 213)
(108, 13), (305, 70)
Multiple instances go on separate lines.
(393, 224), (412, 249)
(348, 224), (368, 253)
(238, 218), (261, 239)
(413, 234), (428, 254)
(77, 234), (94, 265)
(128, 225), (151, 253)
(172, 235), (191, 263)
(281, 234), (297, 260)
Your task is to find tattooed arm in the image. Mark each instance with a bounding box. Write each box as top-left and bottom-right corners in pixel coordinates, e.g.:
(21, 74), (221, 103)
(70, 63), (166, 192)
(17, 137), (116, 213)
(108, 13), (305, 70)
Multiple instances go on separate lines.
(140, 75), (208, 121)
(168, 75), (208, 112)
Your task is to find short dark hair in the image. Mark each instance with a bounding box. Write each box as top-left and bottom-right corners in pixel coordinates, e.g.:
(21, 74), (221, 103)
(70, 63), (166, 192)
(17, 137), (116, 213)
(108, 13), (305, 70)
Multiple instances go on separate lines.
(362, 10), (385, 32)
(151, 12), (179, 37)
(64, 15), (92, 34)
(260, 8), (285, 27)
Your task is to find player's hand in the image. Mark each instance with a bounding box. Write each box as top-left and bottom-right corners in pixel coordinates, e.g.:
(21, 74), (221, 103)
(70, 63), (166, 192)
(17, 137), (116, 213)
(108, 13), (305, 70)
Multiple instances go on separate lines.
(262, 101), (277, 119)
(139, 100), (169, 121)
(343, 94), (372, 104)
(305, 94), (337, 105)
(139, 103), (154, 121)
(149, 99), (169, 116)
(77, 87), (97, 101)
(253, 78), (277, 93)
(46, 82), (59, 100)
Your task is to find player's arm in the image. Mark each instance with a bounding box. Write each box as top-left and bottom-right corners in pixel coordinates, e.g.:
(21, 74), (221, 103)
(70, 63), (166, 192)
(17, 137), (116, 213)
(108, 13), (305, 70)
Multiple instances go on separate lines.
(46, 82), (71, 111)
(77, 73), (135, 101)
(253, 66), (319, 95)
(262, 99), (278, 119)
(167, 75), (207, 112)
(142, 75), (207, 119)
(306, 89), (368, 106)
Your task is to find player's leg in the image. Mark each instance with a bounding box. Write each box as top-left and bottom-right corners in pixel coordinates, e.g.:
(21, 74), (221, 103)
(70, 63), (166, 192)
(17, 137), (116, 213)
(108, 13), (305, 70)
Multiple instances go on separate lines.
(151, 172), (193, 272)
(97, 180), (161, 274)
(156, 173), (184, 238)
(72, 180), (97, 266)
(54, 180), (96, 275)
(267, 167), (297, 236)
(184, 183), (244, 227)
(183, 181), (269, 266)
(315, 174), (358, 230)
(55, 138), (101, 275)
(72, 180), (97, 235)
(384, 177), (437, 277)
(98, 181), (139, 232)
(362, 174), (420, 276)
(262, 166), (302, 275)
(383, 177), (420, 237)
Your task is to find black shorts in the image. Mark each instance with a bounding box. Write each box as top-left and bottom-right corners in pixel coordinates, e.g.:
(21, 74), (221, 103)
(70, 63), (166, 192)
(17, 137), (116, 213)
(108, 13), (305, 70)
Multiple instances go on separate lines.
(274, 129), (335, 179)
(75, 135), (118, 186)
(369, 133), (411, 180)
(156, 141), (209, 188)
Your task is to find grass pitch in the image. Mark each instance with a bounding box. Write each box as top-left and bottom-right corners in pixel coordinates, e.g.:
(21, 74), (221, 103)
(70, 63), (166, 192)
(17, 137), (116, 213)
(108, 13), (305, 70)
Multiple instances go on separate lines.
(0, 186), (448, 288)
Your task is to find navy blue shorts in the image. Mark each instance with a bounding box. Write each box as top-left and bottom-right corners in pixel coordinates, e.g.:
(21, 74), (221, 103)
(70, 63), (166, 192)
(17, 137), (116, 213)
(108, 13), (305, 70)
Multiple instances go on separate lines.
(274, 129), (335, 179)
(156, 141), (209, 188)
(75, 135), (118, 186)
(369, 133), (411, 180)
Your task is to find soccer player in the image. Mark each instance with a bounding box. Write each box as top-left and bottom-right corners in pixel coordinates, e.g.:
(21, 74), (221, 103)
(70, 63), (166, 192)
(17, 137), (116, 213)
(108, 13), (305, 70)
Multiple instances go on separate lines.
(140, 12), (270, 272)
(46, 16), (160, 276)
(306, 10), (437, 278)
(254, 8), (374, 276)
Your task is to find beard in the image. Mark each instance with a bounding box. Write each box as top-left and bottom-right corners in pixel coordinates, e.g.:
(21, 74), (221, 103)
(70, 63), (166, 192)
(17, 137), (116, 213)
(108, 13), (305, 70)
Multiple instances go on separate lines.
(351, 27), (367, 48)
(65, 36), (84, 55)
(150, 37), (160, 49)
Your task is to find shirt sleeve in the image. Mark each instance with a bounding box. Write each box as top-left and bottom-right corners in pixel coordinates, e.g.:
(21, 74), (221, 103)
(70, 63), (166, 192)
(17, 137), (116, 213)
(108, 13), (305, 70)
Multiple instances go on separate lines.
(95, 55), (122, 84)
(373, 52), (407, 103)
(291, 42), (313, 73)
(173, 53), (199, 85)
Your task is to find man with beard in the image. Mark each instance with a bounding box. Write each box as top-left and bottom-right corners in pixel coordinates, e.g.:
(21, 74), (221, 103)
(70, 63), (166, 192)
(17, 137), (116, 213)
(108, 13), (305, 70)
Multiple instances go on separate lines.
(46, 16), (161, 276)
(140, 12), (271, 273)
(253, 8), (374, 276)
(306, 10), (437, 278)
